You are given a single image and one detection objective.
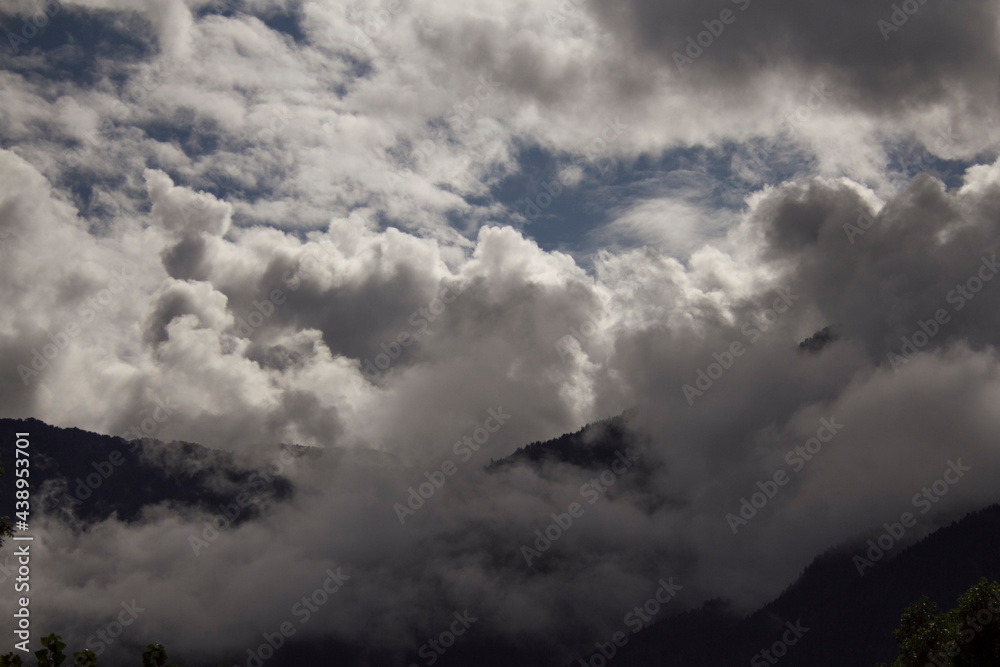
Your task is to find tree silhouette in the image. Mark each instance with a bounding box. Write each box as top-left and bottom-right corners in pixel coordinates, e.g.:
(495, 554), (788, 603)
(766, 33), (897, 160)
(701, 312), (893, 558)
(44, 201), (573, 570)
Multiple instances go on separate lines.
(0, 637), (185, 666)
(879, 578), (1000, 667)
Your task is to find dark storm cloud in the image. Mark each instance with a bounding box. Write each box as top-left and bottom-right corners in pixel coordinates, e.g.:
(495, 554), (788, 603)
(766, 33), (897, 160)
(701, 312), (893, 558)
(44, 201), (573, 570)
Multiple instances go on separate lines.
(259, 255), (440, 362)
(0, 338), (42, 413)
(160, 235), (210, 281)
(268, 389), (343, 445)
(144, 283), (205, 344)
(589, 0), (1000, 111)
(749, 175), (1000, 362)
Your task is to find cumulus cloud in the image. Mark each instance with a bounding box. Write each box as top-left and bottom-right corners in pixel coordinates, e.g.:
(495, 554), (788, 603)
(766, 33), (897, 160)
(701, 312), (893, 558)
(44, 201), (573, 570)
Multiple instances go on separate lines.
(1, 0), (1000, 663)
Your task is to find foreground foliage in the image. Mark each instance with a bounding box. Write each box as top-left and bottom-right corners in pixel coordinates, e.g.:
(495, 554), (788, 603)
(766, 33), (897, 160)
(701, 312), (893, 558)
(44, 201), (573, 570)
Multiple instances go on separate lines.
(878, 577), (1000, 666)
(0, 635), (180, 667)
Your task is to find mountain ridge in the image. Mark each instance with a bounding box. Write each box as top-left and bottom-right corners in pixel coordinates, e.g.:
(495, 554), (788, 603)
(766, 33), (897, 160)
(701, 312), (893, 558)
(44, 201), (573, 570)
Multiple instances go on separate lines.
(2, 416), (998, 666)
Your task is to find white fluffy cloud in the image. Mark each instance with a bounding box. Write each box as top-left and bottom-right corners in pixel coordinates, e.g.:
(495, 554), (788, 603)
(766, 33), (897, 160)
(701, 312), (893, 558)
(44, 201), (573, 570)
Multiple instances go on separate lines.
(2, 0), (1000, 663)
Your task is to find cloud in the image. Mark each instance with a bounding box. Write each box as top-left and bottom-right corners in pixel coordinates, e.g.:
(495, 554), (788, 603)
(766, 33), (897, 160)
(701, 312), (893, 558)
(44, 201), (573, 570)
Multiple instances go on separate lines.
(2, 0), (1000, 663)
(589, 0), (1000, 110)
